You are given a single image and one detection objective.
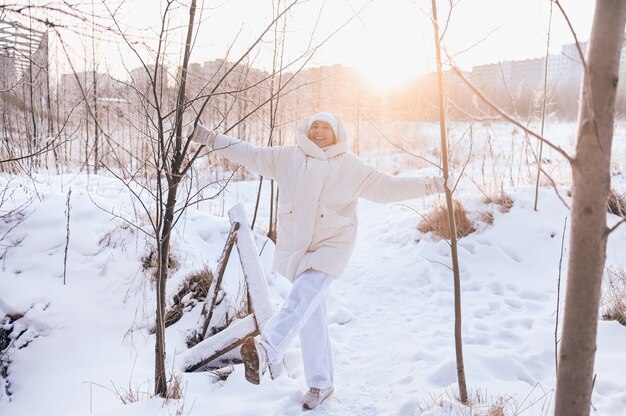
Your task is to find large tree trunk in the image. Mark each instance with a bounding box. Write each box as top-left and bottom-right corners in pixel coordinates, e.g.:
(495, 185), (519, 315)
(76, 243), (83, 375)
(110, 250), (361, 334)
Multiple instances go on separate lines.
(555, 2), (626, 415)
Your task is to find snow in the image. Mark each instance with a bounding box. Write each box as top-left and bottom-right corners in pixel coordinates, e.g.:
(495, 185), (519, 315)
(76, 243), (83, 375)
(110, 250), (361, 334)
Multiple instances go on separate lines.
(1, 126), (626, 415)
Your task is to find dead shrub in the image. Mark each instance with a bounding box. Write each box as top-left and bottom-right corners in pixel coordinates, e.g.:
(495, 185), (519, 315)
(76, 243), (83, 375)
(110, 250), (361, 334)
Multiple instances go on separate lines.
(601, 266), (626, 326)
(111, 372), (182, 404)
(0, 314), (23, 352)
(99, 223), (133, 248)
(164, 306), (184, 328)
(421, 384), (552, 416)
(111, 381), (149, 404)
(607, 189), (626, 217)
(483, 192), (513, 213)
(480, 403), (505, 416)
(1, 313), (29, 398)
(166, 372), (183, 400)
(480, 400), (505, 416)
(185, 329), (204, 349)
(208, 366), (234, 383)
(165, 267), (214, 328)
(477, 211), (495, 226)
(417, 199), (476, 239)
(142, 249), (178, 271)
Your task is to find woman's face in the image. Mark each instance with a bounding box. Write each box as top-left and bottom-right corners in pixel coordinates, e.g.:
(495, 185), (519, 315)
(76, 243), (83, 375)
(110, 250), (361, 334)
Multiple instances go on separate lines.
(307, 121), (337, 148)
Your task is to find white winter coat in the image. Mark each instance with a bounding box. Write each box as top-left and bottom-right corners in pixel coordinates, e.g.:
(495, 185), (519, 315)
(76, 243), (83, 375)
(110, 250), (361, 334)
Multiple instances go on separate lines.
(194, 116), (442, 281)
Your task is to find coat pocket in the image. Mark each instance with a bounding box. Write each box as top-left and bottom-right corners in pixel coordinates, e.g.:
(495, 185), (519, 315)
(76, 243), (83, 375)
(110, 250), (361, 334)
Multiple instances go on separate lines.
(276, 203), (296, 248)
(312, 208), (355, 248)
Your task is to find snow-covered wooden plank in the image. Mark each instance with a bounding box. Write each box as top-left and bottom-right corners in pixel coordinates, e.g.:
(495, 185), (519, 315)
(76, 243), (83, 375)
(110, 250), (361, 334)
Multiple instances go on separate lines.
(228, 203), (274, 329)
(181, 314), (258, 372)
(200, 221), (240, 339)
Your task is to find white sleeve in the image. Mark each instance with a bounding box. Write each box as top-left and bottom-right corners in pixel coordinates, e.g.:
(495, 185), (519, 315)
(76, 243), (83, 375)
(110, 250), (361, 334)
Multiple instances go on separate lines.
(358, 162), (443, 203)
(205, 130), (281, 180)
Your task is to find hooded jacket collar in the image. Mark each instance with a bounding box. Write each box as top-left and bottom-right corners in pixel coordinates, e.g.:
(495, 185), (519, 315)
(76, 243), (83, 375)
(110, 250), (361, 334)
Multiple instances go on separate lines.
(296, 114), (348, 160)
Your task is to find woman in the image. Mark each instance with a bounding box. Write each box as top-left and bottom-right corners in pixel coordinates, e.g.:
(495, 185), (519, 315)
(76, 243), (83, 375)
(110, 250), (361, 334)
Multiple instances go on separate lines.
(190, 112), (443, 409)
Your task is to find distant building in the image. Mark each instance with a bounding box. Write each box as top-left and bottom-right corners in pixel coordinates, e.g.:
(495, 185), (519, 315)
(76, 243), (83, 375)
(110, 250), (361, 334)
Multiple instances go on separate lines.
(0, 21), (50, 141)
(464, 42), (594, 117)
(510, 57), (544, 94)
(0, 55), (17, 90)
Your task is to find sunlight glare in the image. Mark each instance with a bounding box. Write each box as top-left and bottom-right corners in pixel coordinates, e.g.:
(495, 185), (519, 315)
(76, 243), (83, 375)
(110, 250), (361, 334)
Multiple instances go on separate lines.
(358, 62), (416, 91)
(343, 2), (426, 91)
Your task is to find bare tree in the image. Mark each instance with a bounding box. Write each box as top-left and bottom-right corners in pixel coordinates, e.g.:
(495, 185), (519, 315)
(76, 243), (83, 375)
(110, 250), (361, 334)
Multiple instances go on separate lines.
(430, 0), (468, 405)
(98, 0), (201, 397)
(555, 1), (626, 414)
(100, 0), (319, 397)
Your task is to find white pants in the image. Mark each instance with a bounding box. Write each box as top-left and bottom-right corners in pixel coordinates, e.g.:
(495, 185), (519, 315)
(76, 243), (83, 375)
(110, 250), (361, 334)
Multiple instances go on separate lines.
(259, 269), (334, 389)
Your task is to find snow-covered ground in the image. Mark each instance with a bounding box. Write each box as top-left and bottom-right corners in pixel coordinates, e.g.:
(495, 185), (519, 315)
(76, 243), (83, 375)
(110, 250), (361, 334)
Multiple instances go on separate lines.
(1, 122), (626, 415)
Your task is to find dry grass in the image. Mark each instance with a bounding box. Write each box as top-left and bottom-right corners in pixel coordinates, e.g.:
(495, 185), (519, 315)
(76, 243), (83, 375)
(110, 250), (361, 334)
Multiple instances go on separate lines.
(601, 266), (626, 326)
(110, 371), (183, 406)
(477, 211), (495, 226)
(98, 222), (133, 248)
(1, 313), (27, 398)
(164, 307), (184, 328)
(165, 267), (214, 328)
(417, 199), (476, 239)
(142, 249), (179, 271)
(483, 192), (514, 213)
(421, 384), (553, 416)
(165, 372), (183, 400)
(607, 189), (626, 217)
(479, 399), (506, 416)
(111, 381), (150, 404)
(208, 365), (235, 383)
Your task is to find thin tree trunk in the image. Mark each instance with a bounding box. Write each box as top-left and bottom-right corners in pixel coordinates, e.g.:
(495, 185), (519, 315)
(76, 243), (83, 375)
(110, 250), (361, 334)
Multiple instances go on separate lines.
(555, 2), (626, 415)
(153, 0), (197, 398)
(92, 0), (99, 173)
(430, 0), (468, 404)
(28, 34), (38, 162)
(45, 35), (58, 173)
(84, 67), (90, 173)
(251, 177), (263, 229)
(155, 175), (180, 396)
(533, 0), (553, 211)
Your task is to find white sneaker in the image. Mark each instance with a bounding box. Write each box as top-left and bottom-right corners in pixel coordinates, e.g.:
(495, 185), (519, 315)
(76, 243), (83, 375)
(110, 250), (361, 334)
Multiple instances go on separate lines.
(240, 336), (267, 385)
(302, 386), (334, 410)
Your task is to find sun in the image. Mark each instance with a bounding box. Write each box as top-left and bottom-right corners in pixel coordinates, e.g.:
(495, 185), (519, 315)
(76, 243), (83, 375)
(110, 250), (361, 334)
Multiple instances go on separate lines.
(358, 62), (418, 91)
(328, 2), (429, 92)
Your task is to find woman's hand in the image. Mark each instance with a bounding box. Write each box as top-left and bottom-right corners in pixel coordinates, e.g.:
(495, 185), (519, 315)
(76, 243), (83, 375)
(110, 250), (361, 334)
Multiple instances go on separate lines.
(186, 122), (217, 145)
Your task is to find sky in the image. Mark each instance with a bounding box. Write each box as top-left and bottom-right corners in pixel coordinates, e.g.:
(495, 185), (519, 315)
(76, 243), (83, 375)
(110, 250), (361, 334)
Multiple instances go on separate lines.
(283, 0), (596, 88)
(168, 0), (596, 89)
(44, 0), (597, 89)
